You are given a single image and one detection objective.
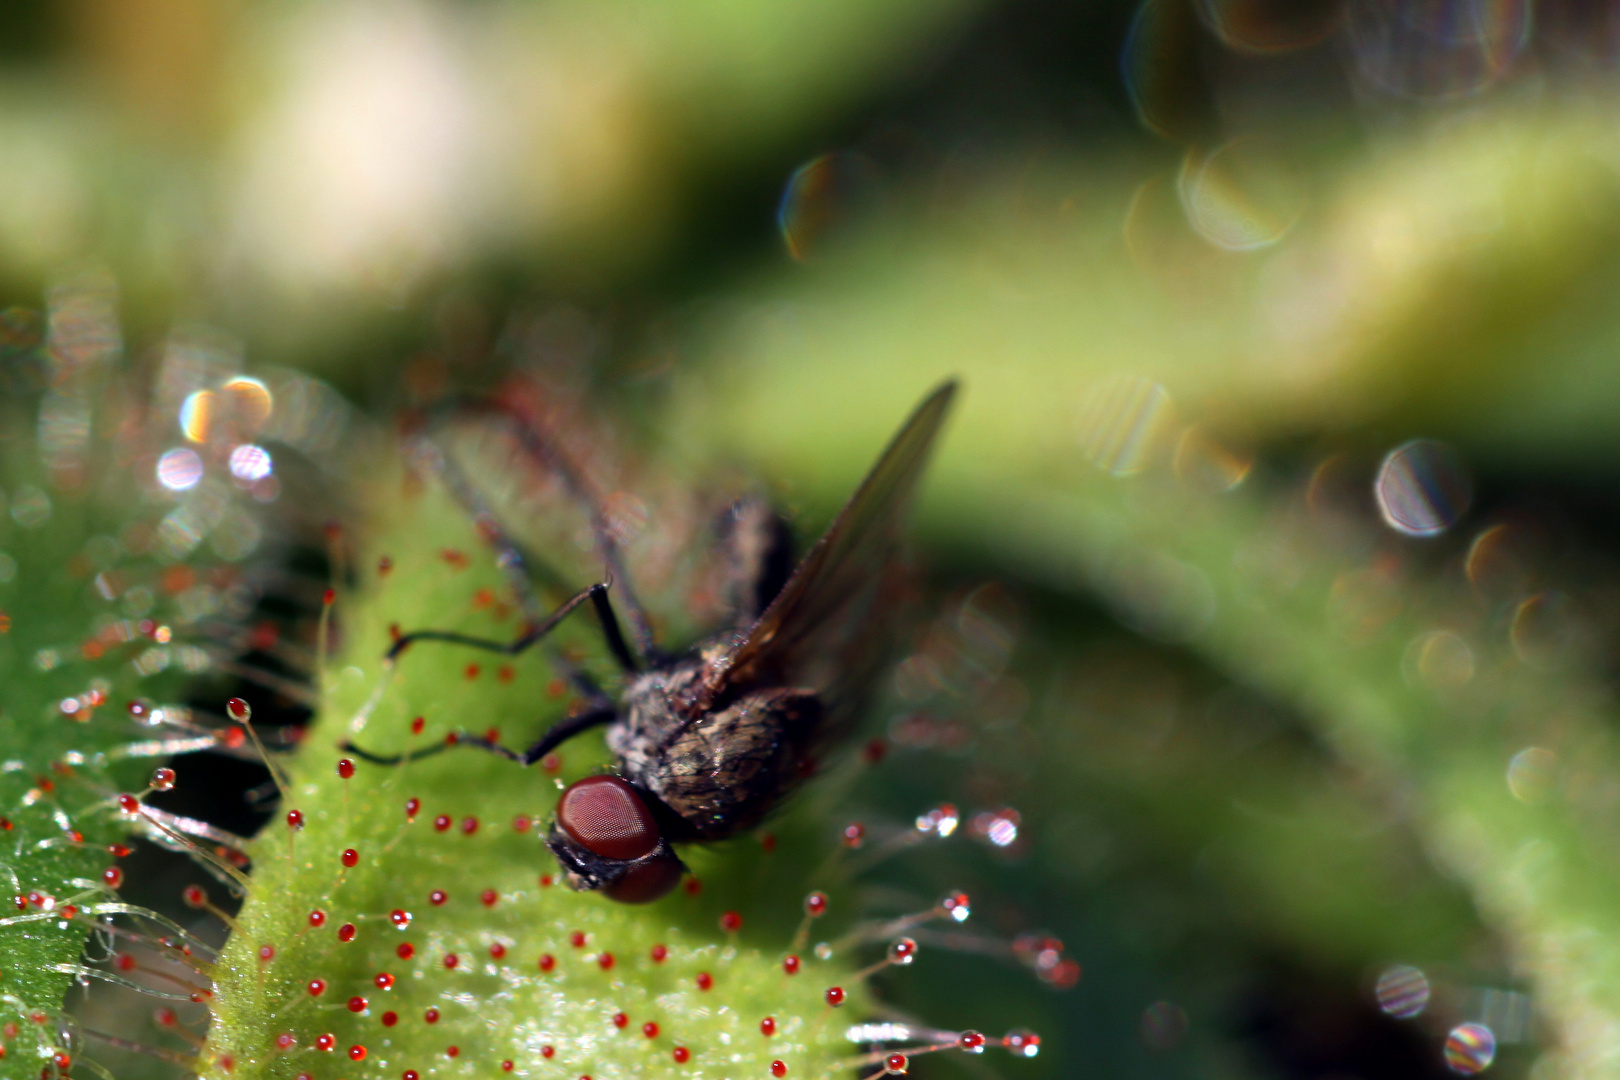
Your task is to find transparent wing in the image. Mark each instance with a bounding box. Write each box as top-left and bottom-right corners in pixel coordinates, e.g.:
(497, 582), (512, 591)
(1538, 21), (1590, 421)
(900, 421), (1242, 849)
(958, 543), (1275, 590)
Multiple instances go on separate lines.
(705, 380), (957, 728)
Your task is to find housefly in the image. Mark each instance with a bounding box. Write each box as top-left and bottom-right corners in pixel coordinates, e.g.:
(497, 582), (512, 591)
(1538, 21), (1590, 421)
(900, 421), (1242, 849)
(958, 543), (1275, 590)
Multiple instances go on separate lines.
(344, 380), (957, 903)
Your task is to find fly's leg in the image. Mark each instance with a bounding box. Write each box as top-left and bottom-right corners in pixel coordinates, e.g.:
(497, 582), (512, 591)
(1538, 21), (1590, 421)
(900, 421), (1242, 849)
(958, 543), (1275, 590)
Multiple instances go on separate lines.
(470, 390), (660, 662)
(341, 705), (616, 768)
(343, 581), (632, 766)
(386, 580), (639, 675)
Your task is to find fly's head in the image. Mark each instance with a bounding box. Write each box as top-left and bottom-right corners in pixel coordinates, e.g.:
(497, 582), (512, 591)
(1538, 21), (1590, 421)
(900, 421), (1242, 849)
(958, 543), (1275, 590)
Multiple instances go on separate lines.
(546, 774), (686, 902)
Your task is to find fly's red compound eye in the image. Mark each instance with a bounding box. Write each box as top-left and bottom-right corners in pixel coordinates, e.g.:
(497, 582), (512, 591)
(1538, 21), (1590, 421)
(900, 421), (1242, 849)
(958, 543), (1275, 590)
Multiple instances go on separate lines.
(603, 851), (683, 904)
(556, 776), (661, 861)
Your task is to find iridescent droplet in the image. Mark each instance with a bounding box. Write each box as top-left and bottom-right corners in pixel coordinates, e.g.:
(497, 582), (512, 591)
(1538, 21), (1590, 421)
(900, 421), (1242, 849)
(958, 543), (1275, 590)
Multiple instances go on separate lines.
(1444, 1022), (1497, 1075)
(179, 390), (214, 443)
(1196, 0), (1342, 53)
(1348, 0), (1531, 102)
(1403, 630), (1475, 691)
(228, 444), (274, 482)
(1506, 748), (1557, 805)
(1079, 376), (1173, 476)
(156, 449), (204, 492)
(1510, 592), (1581, 672)
(222, 376), (274, 431)
(1140, 1002), (1188, 1050)
(1174, 425), (1253, 493)
(1375, 439), (1471, 537)
(1122, 0), (1212, 141)
(1375, 965), (1430, 1019)
(777, 152), (881, 263)
(1178, 138), (1306, 252)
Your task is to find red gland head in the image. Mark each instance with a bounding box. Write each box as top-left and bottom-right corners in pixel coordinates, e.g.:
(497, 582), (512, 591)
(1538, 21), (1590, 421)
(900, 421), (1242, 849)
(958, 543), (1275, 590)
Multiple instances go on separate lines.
(555, 776), (660, 861)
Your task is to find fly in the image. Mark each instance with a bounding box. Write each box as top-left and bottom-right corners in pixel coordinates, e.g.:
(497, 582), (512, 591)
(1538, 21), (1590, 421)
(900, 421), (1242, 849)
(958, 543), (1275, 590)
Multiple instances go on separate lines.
(343, 380), (957, 903)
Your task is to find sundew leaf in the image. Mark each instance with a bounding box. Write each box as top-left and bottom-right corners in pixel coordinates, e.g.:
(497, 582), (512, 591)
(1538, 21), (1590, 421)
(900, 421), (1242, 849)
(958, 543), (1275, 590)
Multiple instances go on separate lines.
(201, 468), (869, 1080)
(0, 283), (274, 1076)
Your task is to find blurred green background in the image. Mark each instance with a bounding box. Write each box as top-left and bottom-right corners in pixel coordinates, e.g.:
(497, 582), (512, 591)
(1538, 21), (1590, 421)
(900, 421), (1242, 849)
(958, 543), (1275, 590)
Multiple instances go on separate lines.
(13, 1), (1620, 1078)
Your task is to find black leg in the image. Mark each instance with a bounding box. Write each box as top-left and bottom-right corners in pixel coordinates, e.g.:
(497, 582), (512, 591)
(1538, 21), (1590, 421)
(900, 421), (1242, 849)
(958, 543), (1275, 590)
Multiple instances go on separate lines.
(470, 397), (660, 661)
(342, 705), (616, 768)
(386, 581), (639, 674)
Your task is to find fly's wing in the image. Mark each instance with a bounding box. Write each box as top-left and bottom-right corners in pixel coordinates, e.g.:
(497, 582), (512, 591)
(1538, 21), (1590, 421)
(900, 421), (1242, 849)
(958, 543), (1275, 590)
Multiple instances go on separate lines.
(703, 380), (957, 735)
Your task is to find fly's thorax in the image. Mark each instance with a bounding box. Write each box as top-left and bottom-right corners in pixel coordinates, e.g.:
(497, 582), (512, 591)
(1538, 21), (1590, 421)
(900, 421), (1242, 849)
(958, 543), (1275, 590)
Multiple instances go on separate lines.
(641, 686), (823, 841)
(609, 656), (708, 783)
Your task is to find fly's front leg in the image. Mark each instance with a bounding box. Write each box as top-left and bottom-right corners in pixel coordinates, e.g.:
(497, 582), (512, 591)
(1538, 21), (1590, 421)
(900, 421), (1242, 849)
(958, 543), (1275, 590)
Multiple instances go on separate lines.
(341, 706), (615, 768)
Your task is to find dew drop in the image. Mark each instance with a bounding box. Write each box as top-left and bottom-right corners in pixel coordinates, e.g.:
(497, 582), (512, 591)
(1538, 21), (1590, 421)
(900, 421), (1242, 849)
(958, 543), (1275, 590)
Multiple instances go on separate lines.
(941, 891), (971, 922)
(1003, 1029), (1041, 1058)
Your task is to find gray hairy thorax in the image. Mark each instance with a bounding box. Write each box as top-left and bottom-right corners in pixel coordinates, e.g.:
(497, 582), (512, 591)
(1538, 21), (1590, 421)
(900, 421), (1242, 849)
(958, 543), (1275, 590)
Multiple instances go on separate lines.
(608, 649), (823, 842)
